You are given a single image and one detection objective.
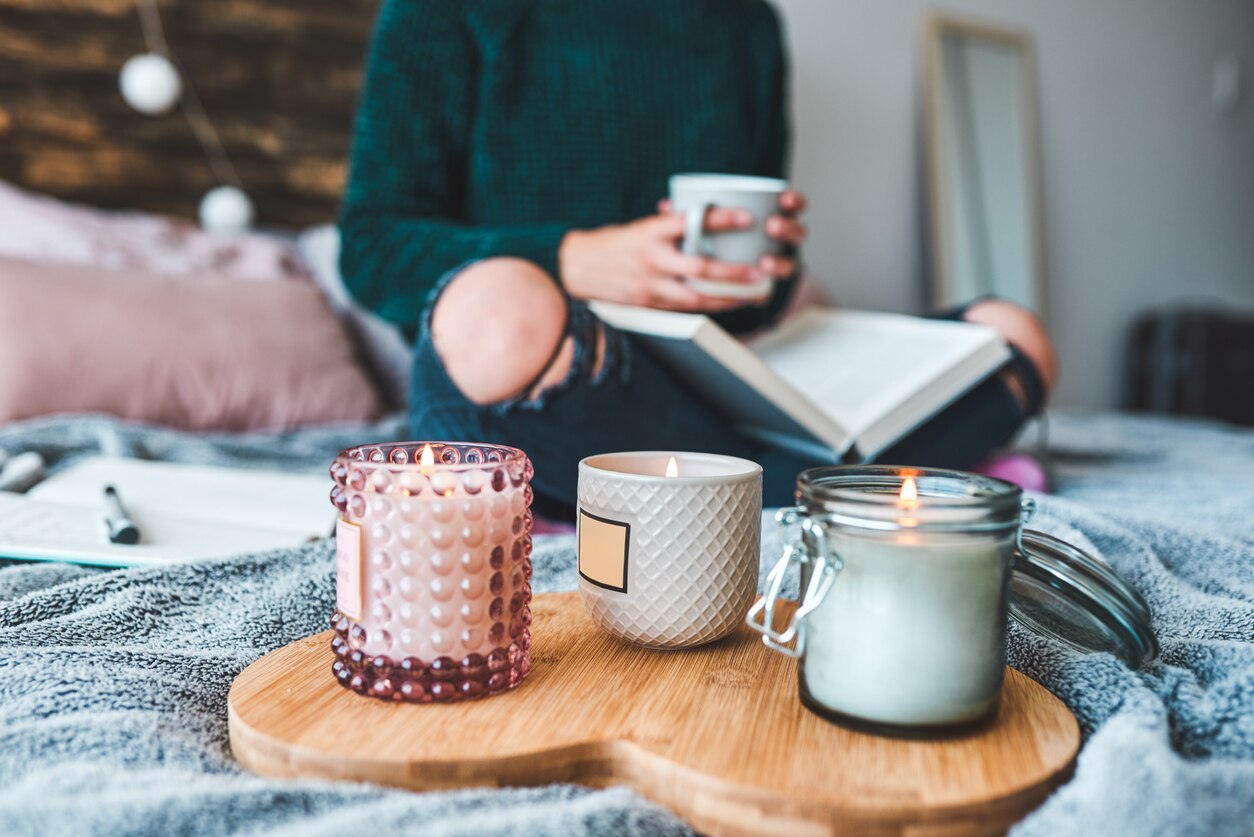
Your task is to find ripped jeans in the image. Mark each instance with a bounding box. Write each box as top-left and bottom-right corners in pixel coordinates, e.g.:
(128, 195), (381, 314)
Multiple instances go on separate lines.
(410, 269), (1045, 518)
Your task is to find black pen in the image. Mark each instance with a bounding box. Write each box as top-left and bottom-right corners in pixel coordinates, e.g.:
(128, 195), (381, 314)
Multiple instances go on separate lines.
(103, 485), (141, 545)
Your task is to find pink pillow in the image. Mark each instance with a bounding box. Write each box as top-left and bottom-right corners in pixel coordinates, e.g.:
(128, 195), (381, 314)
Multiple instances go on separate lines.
(0, 179), (309, 283)
(0, 258), (383, 431)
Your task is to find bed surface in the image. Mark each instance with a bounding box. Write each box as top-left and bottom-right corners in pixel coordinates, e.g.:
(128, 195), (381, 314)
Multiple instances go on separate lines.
(0, 409), (1251, 836)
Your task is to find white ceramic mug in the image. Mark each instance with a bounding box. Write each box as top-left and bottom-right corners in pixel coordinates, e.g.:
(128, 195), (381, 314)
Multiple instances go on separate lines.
(668, 173), (788, 299)
(577, 451), (762, 648)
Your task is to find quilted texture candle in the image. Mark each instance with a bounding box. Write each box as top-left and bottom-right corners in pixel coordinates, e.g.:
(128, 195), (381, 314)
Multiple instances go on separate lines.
(576, 451), (762, 648)
(328, 442), (533, 702)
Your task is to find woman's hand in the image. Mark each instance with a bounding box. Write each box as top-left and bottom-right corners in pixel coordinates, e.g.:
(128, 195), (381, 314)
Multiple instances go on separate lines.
(763, 189), (808, 280)
(559, 209), (766, 312)
(656, 189), (808, 284)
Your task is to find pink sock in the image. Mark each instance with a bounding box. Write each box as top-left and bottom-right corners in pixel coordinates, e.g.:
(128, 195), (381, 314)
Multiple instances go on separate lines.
(973, 453), (1051, 493)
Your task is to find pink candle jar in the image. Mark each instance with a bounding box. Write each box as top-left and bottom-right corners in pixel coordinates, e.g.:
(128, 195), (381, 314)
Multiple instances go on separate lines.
(327, 442), (534, 702)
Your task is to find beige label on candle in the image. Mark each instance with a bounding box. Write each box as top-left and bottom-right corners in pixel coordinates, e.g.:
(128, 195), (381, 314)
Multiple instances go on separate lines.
(578, 509), (630, 593)
(335, 518), (363, 620)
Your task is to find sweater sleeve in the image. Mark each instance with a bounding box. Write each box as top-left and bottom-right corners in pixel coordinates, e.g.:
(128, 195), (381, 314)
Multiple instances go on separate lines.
(711, 1), (799, 335)
(338, 0), (572, 331)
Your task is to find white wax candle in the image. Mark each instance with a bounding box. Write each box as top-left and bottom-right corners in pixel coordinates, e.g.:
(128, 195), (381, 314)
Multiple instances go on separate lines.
(800, 529), (1011, 727)
(577, 451), (762, 648)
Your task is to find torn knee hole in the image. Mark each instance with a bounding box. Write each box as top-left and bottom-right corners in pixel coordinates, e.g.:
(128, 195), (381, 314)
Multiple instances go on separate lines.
(522, 322), (607, 405)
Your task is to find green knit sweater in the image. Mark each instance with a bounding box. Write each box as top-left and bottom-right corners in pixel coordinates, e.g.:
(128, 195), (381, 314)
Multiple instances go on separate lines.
(339, 0), (794, 336)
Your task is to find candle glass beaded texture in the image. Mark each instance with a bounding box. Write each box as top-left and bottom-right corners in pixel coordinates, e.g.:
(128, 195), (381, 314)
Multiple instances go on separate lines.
(327, 442), (534, 703)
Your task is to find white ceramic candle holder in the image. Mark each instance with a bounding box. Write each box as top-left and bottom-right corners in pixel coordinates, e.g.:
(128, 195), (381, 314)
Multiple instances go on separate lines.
(577, 451), (762, 649)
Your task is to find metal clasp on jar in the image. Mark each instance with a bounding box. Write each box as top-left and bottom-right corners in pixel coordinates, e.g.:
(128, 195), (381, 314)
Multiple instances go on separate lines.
(745, 506), (840, 658)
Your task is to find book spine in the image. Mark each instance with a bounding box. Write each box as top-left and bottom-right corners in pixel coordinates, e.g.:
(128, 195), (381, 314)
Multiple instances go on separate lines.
(735, 426), (844, 465)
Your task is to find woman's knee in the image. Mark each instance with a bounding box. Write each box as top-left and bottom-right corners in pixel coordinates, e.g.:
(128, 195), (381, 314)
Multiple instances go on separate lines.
(430, 258), (568, 405)
(962, 299), (1058, 393)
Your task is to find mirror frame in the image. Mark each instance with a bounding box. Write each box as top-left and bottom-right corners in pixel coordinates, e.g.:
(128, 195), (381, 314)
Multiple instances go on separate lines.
(923, 14), (1048, 319)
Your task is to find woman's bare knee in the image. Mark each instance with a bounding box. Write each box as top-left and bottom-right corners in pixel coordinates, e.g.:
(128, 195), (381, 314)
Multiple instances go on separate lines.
(431, 258), (568, 405)
(963, 299), (1058, 393)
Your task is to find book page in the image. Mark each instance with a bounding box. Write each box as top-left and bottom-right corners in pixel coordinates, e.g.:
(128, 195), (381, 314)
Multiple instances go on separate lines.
(0, 492), (321, 568)
(30, 457), (333, 539)
(749, 309), (1003, 439)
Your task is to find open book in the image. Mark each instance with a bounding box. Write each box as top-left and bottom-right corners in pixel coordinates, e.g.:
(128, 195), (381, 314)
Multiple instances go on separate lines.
(0, 457), (332, 568)
(590, 303), (1011, 462)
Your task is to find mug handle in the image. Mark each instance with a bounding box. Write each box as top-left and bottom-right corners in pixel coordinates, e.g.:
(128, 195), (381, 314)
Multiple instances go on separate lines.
(746, 507), (839, 658)
(681, 202), (713, 258)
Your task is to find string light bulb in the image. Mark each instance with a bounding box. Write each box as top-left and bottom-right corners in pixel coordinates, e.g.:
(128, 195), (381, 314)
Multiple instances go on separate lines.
(119, 53), (181, 114)
(198, 185), (254, 233)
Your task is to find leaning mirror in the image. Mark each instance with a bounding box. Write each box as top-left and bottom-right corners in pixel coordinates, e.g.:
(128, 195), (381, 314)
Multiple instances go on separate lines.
(924, 15), (1047, 317)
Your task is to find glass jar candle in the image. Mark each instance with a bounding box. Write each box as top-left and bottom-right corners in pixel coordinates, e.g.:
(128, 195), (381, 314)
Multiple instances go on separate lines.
(751, 466), (1025, 733)
(327, 442), (534, 703)
(748, 465), (1158, 735)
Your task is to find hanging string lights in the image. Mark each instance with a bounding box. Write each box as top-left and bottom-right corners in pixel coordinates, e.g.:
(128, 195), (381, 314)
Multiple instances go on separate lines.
(118, 0), (255, 232)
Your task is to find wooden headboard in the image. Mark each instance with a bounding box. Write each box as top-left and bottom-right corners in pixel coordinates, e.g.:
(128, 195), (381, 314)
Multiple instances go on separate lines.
(0, 0), (379, 227)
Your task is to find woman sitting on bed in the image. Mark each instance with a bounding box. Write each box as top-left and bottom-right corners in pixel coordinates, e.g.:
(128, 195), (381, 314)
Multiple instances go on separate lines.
(339, 0), (1057, 514)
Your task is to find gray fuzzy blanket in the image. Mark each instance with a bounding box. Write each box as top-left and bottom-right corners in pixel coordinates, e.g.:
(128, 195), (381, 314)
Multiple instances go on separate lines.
(0, 410), (1251, 836)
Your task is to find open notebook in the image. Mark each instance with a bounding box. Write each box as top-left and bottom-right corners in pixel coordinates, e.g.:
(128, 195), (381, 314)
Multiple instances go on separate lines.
(591, 303), (1011, 462)
(0, 457), (333, 568)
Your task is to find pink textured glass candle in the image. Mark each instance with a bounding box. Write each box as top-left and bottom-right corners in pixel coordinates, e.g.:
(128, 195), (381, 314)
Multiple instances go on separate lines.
(327, 442), (534, 702)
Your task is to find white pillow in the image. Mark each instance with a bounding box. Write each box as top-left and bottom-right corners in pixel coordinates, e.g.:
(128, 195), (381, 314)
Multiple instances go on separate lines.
(297, 225), (413, 408)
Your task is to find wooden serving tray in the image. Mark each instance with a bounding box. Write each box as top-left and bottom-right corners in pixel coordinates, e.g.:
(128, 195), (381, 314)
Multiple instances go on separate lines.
(229, 592), (1078, 836)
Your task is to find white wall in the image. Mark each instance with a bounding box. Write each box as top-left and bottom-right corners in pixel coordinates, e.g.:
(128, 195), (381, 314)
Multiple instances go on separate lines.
(774, 0), (1254, 408)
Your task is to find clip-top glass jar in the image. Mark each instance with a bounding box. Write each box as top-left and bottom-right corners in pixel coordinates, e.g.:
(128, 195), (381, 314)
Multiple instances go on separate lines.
(328, 442), (534, 703)
(748, 466), (1157, 735)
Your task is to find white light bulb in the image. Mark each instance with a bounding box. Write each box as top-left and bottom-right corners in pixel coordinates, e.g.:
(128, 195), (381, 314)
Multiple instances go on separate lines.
(198, 186), (255, 233)
(119, 53), (182, 115)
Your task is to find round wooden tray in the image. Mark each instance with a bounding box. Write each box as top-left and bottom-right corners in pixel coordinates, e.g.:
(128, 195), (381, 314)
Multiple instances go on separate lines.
(229, 592), (1078, 836)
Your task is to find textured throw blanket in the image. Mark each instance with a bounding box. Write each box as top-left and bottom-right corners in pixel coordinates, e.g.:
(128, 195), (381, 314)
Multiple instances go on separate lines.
(0, 411), (1250, 836)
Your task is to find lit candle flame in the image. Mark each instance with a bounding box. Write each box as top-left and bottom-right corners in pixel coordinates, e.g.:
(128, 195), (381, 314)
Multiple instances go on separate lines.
(665, 456), (679, 478)
(420, 443), (435, 474)
(898, 476), (919, 510)
(897, 477), (920, 529)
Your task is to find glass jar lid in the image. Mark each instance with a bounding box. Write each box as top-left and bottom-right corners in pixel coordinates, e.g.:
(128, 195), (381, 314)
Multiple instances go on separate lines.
(1010, 528), (1159, 668)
